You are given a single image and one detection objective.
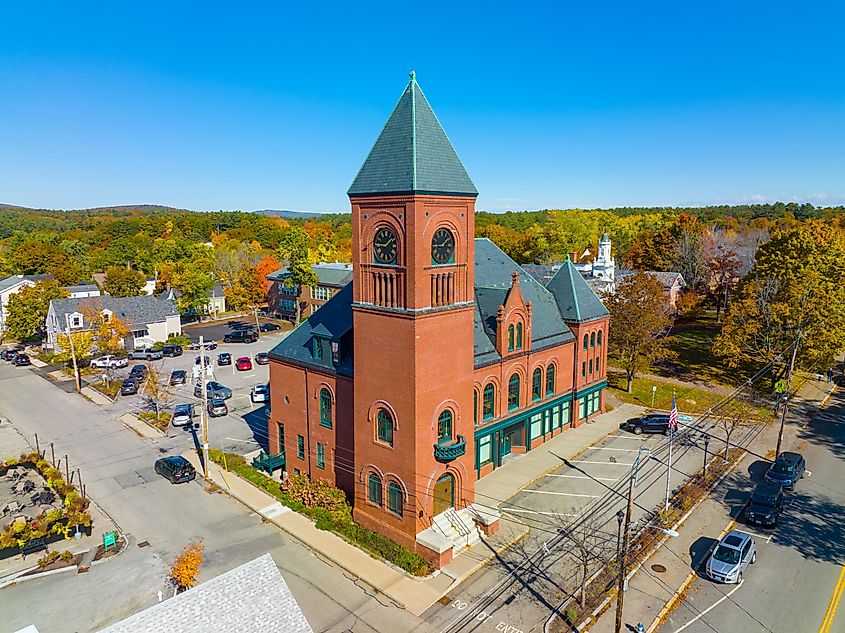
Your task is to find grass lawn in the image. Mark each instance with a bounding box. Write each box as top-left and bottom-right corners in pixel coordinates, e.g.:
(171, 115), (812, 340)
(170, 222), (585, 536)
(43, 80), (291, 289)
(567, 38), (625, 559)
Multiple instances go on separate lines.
(607, 373), (726, 415)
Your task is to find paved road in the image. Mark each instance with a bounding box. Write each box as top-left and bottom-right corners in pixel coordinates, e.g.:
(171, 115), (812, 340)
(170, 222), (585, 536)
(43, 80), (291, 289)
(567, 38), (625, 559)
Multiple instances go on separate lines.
(0, 358), (430, 633)
(424, 418), (745, 633)
(657, 388), (845, 633)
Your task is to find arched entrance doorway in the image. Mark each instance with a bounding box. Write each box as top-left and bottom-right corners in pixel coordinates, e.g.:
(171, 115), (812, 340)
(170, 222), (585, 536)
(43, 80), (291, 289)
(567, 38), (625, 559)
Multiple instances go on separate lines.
(433, 473), (455, 515)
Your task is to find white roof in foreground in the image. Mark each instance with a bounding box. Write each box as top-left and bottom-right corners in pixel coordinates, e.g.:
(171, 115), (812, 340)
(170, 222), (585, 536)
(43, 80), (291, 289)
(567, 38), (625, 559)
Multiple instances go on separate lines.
(97, 553), (312, 633)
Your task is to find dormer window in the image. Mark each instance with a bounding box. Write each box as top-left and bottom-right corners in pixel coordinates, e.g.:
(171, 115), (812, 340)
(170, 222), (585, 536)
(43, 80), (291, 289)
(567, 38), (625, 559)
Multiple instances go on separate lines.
(312, 337), (325, 361)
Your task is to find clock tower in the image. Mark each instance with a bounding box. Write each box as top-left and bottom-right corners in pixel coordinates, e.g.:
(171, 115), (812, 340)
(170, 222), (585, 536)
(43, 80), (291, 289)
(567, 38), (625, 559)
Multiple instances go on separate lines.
(348, 73), (478, 552)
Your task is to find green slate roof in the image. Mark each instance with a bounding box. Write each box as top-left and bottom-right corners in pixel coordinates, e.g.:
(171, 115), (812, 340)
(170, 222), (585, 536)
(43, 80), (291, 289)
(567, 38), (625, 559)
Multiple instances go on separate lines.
(545, 257), (610, 323)
(347, 73), (477, 198)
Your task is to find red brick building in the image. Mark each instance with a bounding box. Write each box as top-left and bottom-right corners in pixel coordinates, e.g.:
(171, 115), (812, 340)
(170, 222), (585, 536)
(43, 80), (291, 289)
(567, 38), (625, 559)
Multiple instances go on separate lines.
(268, 74), (609, 567)
(266, 262), (353, 320)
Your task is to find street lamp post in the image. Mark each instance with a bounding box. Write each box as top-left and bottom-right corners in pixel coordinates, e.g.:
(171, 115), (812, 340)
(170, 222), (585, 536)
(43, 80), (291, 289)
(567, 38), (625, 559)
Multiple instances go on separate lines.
(702, 434), (710, 477)
(615, 509), (624, 570)
(614, 447), (648, 633)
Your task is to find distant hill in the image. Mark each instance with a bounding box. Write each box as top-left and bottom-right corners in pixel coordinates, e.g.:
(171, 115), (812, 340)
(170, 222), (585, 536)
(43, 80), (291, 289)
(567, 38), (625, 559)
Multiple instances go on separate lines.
(0, 203), (190, 213)
(252, 209), (326, 219)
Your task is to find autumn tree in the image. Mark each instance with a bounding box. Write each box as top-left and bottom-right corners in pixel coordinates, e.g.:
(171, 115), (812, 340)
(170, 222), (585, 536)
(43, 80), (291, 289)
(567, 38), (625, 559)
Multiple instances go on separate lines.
(255, 254), (281, 292)
(169, 539), (205, 591)
(103, 266), (146, 297)
(716, 222), (845, 375)
(141, 360), (171, 419)
(77, 299), (130, 352)
(171, 265), (214, 316)
(54, 330), (95, 364)
(3, 280), (68, 342)
(607, 271), (674, 392)
(706, 233), (742, 322)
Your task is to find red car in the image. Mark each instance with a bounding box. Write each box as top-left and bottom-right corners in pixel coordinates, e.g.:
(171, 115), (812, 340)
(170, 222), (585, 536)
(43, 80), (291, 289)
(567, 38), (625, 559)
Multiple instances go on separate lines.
(236, 356), (253, 371)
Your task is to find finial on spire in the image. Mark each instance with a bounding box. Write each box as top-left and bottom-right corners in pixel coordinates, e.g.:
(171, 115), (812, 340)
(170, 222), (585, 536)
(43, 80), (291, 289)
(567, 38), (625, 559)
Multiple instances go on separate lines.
(409, 70), (416, 83)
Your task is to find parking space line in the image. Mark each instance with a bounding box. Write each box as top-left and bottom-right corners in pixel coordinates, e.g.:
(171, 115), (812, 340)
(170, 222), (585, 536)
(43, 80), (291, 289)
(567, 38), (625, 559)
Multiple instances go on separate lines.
(572, 460), (634, 466)
(546, 474), (618, 482)
(584, 447), (640, 452)
(523, 490), (598, 498)
(501, 507), (578, 517)
(673, 580), (744, 633)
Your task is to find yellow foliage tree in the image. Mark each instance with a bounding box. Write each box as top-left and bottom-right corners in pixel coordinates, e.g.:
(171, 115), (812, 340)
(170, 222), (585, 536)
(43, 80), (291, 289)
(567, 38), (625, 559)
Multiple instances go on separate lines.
(169, 539), (205, 590)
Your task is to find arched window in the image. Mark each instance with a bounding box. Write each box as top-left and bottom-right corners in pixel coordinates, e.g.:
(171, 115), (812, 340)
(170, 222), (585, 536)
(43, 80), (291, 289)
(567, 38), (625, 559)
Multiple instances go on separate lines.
(473, 390), (478, 425)
(545, 364), (556, 396)
(368, 473), (382, 506)
(507, 324), (515, 351)
(483, 383), (495, 419)
(516, 322), (523, 349)
(590, 332), (595, 347)
(597, 330), (603, 346)
(319, 388), (332, 428)
(532, 368), (542, 401)
(437, 410), (453, 443)
(387, 481), (403, 516)
(583, 334), (589, 350)
(508, 374), (520, 410)
(377, 409), (393, 446)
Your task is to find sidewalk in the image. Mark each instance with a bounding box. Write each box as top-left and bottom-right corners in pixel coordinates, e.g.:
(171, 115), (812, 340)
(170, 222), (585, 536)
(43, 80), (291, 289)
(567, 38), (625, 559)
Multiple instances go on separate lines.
(587, 378), (839, 633)
(181, 402), (643, 616)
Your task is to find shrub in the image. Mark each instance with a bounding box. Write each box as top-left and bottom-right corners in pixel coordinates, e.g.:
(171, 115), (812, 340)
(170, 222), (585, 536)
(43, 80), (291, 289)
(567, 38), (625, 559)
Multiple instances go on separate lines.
(37, 551), (60, 568)
(169, 540), (205, 590)
(59, 550), (73, 562)
(565, 607), (578, 623)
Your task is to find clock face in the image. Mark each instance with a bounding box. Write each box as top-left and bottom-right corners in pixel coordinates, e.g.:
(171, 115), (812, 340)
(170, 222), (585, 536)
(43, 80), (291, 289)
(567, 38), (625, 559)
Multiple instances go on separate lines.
(373, 227), (398, 265)
(431, 227), (455, 265)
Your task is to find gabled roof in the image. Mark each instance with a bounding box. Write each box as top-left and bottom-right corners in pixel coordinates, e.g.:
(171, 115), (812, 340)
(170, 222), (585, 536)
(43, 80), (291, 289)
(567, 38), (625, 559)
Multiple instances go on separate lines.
(347, 73), (477, 198)
(545, 257), (610, 323)
(158, 285), (225, 301)
(267, 282), (354, 377)
(49, 295), (178, 328)
(0, 274), (52, 292)
(97, 553), (312, 633)
(267, 263), (353, 288)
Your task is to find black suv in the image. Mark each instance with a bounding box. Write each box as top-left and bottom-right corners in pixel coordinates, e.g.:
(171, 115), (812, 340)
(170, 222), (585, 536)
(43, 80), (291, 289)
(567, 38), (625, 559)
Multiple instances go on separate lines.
(217, 352), (232, 366)
(120, 378), (139, 396)
(154, 456), (196, 484)
(162, 344), (183, 357)
(745, 481), (785, 527)
(223, 330), (258, 344)
(765, 452), (806, 490)
(129, 364), (148, 380)
(621, 413), (671, 435)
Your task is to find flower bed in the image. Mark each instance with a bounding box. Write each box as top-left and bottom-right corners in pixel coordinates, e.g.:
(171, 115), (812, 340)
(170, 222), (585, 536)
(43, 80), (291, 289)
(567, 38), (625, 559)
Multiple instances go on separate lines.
(21, 550), (83, 576)
(0, 452), (92, 554)
(208, 450), (432, 576)
(138, 411), (170, 431)
(93, 534), (127, 562)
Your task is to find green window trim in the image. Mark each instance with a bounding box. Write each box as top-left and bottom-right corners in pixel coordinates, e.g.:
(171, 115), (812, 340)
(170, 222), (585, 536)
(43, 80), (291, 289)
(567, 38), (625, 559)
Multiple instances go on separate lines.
(545, 364), (556, 396)
(531, 368), (542, 401)
(316, 443), (325, 469)
(296, 435), (305, 460)
(583, 334), (589, 350)
(473, 390), (479, 426)
(377, 409), (394, 446)
(597, 330), (603, 346)
(319, 388), (332, 428)
(507, 324), (514, 351)
(483, 383), (495, 419)
(581, 361), (586, 378)
(368, 473), (382, 506)
(516, 322), (523, 350)
(437, 410), (453, 444)
(590, 332), (595, 347)
(589, 359), (593, 374)
(508, 374), (520, 411)
(387, 482), (403, 516)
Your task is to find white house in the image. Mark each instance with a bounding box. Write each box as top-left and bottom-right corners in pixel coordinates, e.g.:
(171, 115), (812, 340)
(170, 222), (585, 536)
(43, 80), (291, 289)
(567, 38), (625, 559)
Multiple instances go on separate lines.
(62, 283), (101, 299)
(45, 295), (181, 351)
(0, 274), (52, 335)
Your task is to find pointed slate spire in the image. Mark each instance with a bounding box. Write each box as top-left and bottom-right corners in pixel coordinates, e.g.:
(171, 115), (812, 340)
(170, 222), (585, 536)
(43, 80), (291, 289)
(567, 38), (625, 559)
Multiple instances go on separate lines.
(546, 258), (610, 323)
(348, 72), (478, 197)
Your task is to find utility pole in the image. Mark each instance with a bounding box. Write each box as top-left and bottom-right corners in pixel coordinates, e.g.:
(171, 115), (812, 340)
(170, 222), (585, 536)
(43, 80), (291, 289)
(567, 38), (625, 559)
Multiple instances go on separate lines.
(64, 313), (81, 393)
(702, 433), (710, 477)
(200, 335), (209, 477)
(615, 448), (648, 633)
(775, 335), (800, 460)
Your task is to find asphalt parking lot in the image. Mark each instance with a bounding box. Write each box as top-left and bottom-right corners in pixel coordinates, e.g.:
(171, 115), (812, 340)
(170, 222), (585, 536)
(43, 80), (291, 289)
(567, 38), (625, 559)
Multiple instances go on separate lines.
(103, 328), (290, 456)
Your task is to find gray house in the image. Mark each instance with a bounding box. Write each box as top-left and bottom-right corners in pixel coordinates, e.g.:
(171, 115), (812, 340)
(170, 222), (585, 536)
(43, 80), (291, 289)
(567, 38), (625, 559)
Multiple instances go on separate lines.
(46, 295), (181, 351)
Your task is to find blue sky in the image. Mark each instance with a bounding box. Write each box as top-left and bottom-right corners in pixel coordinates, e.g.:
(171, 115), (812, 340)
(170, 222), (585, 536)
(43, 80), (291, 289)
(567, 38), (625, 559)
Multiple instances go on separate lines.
(1, 2), (843, 213)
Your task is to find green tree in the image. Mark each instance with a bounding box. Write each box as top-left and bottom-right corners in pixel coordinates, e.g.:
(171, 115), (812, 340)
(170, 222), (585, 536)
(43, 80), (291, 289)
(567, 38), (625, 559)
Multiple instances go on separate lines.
(3, 280), (68, 342)
(607, 271), (674, 392)
(103, 266), (146, 297)
(716, 222), (845, 374)
(171, 265), (215, 316)
(54, 330), (95, 364)
(141, 361), (172, 419)
(287, 259), (318, 325)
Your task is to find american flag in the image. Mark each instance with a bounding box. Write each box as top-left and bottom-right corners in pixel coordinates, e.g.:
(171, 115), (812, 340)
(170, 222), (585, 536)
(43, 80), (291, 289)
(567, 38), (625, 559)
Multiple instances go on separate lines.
(668, 394), (679, 431)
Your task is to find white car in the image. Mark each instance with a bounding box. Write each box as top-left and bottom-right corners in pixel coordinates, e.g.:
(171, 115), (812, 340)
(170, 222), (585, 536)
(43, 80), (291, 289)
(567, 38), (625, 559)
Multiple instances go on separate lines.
(91, 355), (128, 369)
(251, 384), (270, 403)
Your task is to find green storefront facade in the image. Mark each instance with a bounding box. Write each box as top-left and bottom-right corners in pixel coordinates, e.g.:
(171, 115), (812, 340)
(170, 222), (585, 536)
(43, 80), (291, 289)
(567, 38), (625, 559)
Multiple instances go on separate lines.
(473, 380), (607, 477)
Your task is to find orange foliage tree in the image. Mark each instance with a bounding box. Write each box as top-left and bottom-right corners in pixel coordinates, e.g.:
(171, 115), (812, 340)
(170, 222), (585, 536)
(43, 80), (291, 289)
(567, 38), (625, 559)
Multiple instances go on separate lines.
(256, 255), (281, 292)
(169, 539), (205, 590)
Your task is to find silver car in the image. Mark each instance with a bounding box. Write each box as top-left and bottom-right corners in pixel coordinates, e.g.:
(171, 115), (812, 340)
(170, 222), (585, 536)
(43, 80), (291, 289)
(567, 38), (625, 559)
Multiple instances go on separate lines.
(706, 530), (756, 584)
(171, 404), (195, 427)
(250, 384), (270, 403)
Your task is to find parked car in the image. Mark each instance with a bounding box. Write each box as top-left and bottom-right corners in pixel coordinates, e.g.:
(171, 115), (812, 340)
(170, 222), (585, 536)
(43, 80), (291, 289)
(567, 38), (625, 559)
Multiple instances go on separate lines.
(194, 381), (232, 400)
(224, 330), (258, 344)
(188, 340), (217, 351)
(1, 349), (19, 361)
(620, 413), (671, 435)
(259, 323), (281, 332)
(251, 384), (270, 403)
(169, 369), (187, 386)
(207, 398), (228, 417)
(171, 404), (195, 427)
(706, 531), (756, 584)
(217, 352), (232, 366)
(12, 354), (31, 367)
(254, 352), (270, 365)
(120, 378), (139, 396)
(162, 344), (183, 357)
(154, 456), (196, 484)
(744, 481), (785, 528)
(128, 347), (163, 361)
(764, 451), (806, 490)
(194, 355), (211, 366)
(129, 365), (148, 380)
(91, 355), (128, 369)
(236, 356), (253, 371)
